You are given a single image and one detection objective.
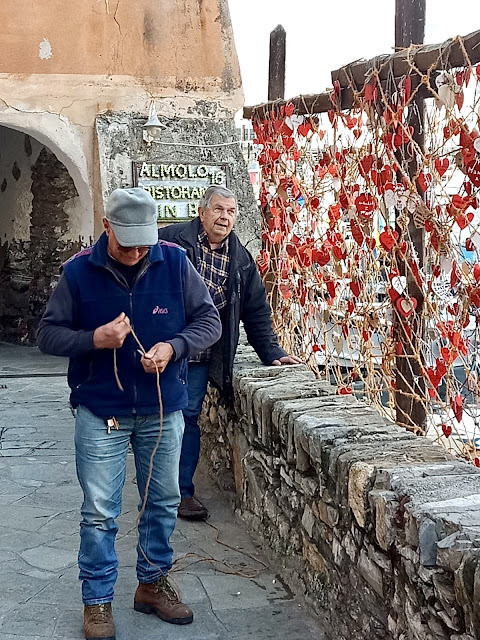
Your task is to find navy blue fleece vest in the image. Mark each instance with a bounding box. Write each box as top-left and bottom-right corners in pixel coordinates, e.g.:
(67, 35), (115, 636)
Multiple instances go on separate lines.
(63, 234), (188, 416)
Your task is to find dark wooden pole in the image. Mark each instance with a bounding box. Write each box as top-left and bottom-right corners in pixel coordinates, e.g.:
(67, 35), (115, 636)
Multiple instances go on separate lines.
(394, 0), (427, 432)
(263, 26), (287, 315)
(268, 25), (286, 101)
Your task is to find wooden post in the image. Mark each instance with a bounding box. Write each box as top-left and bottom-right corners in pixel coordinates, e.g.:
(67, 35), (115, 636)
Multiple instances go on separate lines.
(268, 25), (286, 101)
(394, 0), (427, 432)
(263, 26), (286, 317)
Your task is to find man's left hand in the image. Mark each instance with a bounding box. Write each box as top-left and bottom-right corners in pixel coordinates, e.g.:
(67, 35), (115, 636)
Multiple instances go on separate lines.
(271, 355), (303, 366)
(141, 342), (174, 374)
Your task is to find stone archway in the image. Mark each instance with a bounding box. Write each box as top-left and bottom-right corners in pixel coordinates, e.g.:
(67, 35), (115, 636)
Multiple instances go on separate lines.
(0, 126), (88, 343)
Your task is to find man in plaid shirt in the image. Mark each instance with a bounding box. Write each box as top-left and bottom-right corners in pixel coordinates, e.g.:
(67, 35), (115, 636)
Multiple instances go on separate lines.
(159, 186), (301, 520)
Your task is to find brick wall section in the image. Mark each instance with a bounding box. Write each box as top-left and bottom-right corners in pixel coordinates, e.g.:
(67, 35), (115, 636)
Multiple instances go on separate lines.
(200, 344), (480, 640)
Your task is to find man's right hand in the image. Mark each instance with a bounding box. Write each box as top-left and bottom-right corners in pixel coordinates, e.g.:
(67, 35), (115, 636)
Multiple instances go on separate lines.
(93, 312), (131, 349)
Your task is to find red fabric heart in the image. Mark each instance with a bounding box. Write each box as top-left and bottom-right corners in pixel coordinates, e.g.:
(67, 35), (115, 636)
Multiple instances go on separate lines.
(355, 193), (375, 219)
(434, 157), (449, 177)
(451, 394), (463, 423)
(349, 281), (362, 298)
(466, 159), (480, 187)
(396, 296), (417, 318)
(441, 424), (452, 438)
(379, 228), (399, 251)
(418, 172), (433, 192)
(456, 212), (474, 230)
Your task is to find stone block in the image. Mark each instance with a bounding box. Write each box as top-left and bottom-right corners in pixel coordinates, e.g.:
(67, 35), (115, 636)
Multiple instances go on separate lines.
(419, 518), (439, 567)
(369, 489), (399, 551)
(358, 549), (384, 597)
(302, 503), (316, 539)
(302, 534), (327, 574)
(348, 461), (376, 529)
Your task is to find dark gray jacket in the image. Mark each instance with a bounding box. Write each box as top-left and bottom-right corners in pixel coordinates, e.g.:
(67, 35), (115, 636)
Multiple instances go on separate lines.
(158, 217), (286, 392)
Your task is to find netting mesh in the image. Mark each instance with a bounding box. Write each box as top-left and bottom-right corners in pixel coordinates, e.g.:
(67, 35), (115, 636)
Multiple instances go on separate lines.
(251, 40), (480, 464)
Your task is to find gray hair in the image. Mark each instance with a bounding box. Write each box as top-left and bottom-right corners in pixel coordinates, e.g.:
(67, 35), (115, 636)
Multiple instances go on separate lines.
(199, 185), (236, 209)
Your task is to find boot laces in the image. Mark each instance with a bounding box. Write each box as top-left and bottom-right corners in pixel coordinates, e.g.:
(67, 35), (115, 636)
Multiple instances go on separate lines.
(91, 604), (110, 624)
(156, 575), (181, 603)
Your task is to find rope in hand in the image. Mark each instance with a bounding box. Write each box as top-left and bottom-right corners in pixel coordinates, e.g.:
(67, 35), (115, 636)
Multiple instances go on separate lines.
(113, 318), (268, 580)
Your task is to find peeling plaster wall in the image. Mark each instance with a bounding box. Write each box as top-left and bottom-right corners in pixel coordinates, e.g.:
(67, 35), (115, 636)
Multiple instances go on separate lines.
(0, 0), (242, 93)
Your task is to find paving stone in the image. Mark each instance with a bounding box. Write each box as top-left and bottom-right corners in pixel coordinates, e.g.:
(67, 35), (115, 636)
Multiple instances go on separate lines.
(0, 343), (323, 640)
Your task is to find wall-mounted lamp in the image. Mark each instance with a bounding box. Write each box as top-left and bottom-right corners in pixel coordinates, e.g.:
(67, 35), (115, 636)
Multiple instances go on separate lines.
(143, 100), (166, 144)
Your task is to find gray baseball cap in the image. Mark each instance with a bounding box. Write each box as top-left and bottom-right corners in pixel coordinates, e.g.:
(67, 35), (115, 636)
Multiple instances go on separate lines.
(105, 188), (158, 247)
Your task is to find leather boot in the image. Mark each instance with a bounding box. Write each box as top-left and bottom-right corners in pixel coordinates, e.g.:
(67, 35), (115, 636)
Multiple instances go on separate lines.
(83, 603), (115, 640)
(177, 496), (208, 520)
(134, 575), (193, 625)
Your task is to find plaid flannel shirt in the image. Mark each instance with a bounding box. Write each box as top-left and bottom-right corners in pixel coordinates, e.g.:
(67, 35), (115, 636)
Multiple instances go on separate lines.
(189, 226), (230, 363)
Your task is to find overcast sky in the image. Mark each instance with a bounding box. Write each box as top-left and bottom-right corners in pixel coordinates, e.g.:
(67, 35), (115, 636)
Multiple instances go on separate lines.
(228, 0), (478, 109)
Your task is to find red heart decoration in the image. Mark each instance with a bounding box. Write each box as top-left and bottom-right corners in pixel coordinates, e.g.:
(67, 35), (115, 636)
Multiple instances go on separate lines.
(424, 366), (441, 389)
(466, 159), (480, 187)
(456, 212), (474, 230)
(436, 359), (448, 378)
(474, 263), (480, 283)
(350, 219), (365, 246)
(337, 386), (352, 395)
(365, 237), (376, 251)
(326, 280), (337, 299)
(396, 296), (417, 318)
(312, 247), (330, 267)
(379, 228), (399, 251)
(434, 157), (449, 177)
(355, 193), (376, 219)
(451, 394), (463, 423)
(285, 102), (295, 116)
(349, 281), (362, 298)
(332, 244), (347, 261)
(297, 121), (312, 138)
(441, 424), (452, 438)
(418, 172), (433, 192)
(359, 155), (374, 175)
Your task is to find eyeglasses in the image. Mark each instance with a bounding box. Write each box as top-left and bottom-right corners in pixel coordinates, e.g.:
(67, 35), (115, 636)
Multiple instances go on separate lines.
(116, 244), (150, 253)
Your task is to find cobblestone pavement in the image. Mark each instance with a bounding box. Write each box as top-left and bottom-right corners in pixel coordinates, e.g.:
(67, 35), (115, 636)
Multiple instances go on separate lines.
(0, 343), (324, 640)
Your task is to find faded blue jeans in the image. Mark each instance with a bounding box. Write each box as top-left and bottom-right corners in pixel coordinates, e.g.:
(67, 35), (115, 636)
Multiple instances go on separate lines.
(179, 363), (209, 498)
(74, 405), (184, 605)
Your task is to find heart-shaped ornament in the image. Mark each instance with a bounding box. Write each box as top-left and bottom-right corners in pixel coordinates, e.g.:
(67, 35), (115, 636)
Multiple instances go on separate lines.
(391, 275), (407, 293)
(431, 278), (451, 299)
(466, 159), (480, 187)
(332, 333), (344, 355)
(396, 296), (417, 318)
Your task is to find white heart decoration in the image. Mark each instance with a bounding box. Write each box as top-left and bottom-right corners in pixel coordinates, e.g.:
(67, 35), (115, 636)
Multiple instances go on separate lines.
(474, 138), (480, 154)
(438, 84), (455, 110)
(431, 278), (451, 300)
(391, 275), (407, 293)
(384, 189), (396, 209)
(440, 256), (454, 275)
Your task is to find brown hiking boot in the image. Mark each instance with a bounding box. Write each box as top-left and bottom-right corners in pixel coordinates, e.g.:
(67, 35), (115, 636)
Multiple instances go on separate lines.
(177, 496), (208, 520)
(134, 575), (193, 625)
(83, 603), (115, 640)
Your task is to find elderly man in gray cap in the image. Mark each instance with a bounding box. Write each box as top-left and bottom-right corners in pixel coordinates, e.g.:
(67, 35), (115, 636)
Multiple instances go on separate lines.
(37, 187), (221, 640)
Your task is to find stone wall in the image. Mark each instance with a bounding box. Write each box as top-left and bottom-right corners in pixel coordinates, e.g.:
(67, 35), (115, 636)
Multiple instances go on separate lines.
(200, 345), (480, 640)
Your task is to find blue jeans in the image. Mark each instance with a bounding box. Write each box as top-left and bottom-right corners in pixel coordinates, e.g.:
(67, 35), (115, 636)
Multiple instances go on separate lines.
(74, 405), (184, 605)
(179, 363), (209, 498)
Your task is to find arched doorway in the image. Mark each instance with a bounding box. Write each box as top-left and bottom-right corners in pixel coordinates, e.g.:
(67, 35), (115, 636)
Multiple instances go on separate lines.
(0, 127), (86, 343)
